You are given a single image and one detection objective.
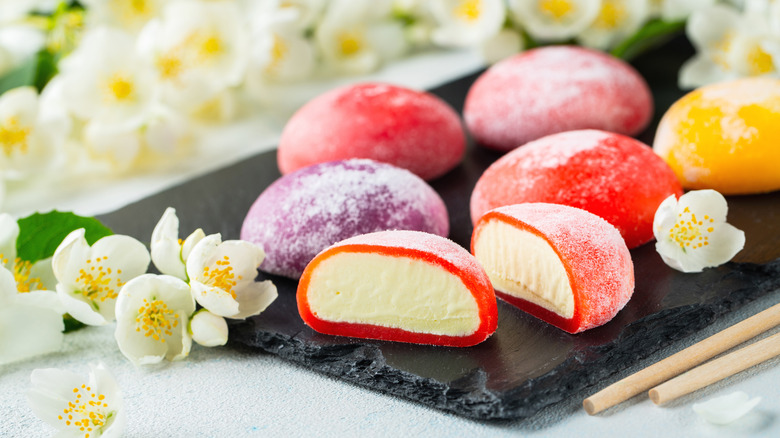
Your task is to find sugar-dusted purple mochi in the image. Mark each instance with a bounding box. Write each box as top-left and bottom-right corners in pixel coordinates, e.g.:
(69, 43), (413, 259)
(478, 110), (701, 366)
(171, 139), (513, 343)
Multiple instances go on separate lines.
(240, 159), (450, 279)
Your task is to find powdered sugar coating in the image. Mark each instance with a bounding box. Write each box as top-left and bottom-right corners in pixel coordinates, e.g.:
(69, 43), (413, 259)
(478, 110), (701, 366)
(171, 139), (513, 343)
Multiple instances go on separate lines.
(278, 82), (466, 180)
(464, 46), (653, 151)
(470, 130), (683, 249)
(476, 203), (634, 333)
(240, 159), (449, 279)
(331, 230), (490, 290)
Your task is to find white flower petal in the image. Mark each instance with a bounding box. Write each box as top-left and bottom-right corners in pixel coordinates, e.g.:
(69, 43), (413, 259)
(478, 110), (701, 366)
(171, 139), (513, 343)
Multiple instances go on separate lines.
(115, 274), (195, 366)
(686, 4), (740, 50)
(190, 309), (228, 347)
(28, 363), (125, 437)
(29, 257), (57, 291)
(16, 290), (64, 314)
(479, 28), (524, 64)
(662, 0), (717, 21)
(231, 280), (278, 320)
(181, 228), (205, 261)
(57, 284), (108, 326)
(52, 229), (91, 288)
(191, 281), (241, 317)
(678, 54), (735, 89)
(0, 213), (19, 264)
(653, 189), (745, 273)
(509, 0), (602, 41)
(0, 296), (64, 365)
(693, 391), (761, 425)
(430, 0), (506, 47)
(151, 208), (187, 279)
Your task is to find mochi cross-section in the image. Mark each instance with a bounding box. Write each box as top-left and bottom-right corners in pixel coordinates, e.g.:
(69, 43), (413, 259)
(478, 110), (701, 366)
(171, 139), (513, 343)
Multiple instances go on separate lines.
(297, 230), (498, 347)
(472, 203), (634, 334)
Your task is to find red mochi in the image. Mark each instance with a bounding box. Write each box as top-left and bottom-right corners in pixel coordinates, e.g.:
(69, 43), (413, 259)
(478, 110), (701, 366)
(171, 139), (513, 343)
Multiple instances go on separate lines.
(464, 46), (653, 151)
(277, 82), (466, 180)
(470, 130), (683, 249)
(472, 203), (634, 334)
(297, 231), (498, 347)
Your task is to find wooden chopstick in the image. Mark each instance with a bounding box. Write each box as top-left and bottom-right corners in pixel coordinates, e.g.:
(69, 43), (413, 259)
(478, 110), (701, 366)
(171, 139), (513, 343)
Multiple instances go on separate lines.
(649, 331), (780, 404)
(583, 302), (780, 415)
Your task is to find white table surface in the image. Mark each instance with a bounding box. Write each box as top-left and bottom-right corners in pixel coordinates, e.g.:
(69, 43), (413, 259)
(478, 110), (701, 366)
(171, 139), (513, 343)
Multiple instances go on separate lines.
(2, 49), (779, 438)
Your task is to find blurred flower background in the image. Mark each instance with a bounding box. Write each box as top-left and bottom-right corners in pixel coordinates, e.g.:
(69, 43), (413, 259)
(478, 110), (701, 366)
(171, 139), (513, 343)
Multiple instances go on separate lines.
(0, 0), (775, 214)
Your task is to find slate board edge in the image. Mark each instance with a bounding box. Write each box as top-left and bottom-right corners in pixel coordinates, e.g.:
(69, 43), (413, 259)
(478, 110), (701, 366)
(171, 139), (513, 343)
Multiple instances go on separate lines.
(230, 259), (780, 421)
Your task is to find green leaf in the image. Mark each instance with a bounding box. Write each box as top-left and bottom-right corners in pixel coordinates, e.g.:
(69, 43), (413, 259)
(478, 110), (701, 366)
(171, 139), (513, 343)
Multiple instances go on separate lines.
(611, 19), (686, 61)
(33, 49), (59, 91)
(0, 56), (38, 95)
(15, 211), (113, 264)
(63, 314), (86, 333)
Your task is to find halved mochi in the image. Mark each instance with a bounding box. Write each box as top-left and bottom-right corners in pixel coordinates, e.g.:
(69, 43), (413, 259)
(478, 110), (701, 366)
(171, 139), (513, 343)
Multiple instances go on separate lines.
(472, 203), (634, 334)
(297, 230), (498, 347)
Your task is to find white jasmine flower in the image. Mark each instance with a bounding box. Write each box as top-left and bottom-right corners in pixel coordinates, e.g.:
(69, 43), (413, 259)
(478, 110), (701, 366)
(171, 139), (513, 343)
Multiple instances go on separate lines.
(81, 0), (168, 33)
(137, 0), (249, 111)
(315, 0), (407, 74)
(53, 229), (151, 326)
(0, 24), (46, 68)
(693, 391), (761, 425)
(114, 274), (195, 365)
(680, 3), (778, 88)
(657, 0), (716, 21)
(186, 234), (277, 319)
(0, 265), (64, 365)
(27, 362), (125, 438)
(0, 86), (67, 180)
(246, 10), (316, 84)
(190, 308), (228, 347)
(429, 0), (507, 47)
(150, 207), (205, 281)
(480, 28), (524, 63)
(59, 27), (156, 127)
(0, 0), (46, 24)
(248, 0), (326, 31)
(578, 0), (650, 50)
(653, 190), (746, 273)
(509, 0), (602, 41)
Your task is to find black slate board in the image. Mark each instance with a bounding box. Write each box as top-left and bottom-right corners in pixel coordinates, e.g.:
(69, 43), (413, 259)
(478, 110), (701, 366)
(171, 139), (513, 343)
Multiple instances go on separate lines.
(97, 39), (780, 420)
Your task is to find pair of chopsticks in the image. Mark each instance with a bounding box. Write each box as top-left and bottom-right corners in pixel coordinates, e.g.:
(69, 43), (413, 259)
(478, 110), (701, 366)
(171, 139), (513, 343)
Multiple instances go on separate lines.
(583, 302), (780, 415)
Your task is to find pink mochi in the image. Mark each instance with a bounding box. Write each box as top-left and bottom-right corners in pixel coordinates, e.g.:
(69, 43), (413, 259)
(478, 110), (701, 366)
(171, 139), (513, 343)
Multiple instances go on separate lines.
(240, 159), (450, 279)
(464, 46), (653, 152)
(277, 82), (466, 180)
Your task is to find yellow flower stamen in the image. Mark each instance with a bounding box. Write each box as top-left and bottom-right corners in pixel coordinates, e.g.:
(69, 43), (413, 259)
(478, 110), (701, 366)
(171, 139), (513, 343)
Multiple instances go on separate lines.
(668, 206), (716, 251)
(747, 45), (774, 75)
(156, 53), (184, 80)
(60, 385), (112, 438)
(0, 117), (31, 157)
(337, 31), (363, 57)
(201, 255), (243, 298)
(76, 257), (123, 303)
(593, 0), (627, 30)
(454, 0), (482, 22)
(539, 0), (575, 20)
(266, 34), (288, 74)
(135, 298), (179, 342)
(104, 74), (134, 102)
(198, 34), (223, 60)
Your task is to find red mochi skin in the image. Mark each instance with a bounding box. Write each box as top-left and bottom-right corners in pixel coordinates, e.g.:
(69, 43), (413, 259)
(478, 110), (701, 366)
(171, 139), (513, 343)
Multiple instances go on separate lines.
(464, 45), (653, 151)
(278, 82), (466, 181)
(472, 204), (635, 334)
(297, 231), (498, 347)
(470, 130), (683, 249)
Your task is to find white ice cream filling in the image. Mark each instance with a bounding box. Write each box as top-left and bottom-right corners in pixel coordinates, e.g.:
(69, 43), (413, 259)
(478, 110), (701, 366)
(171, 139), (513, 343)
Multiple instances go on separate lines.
(473, 220), (574, 319)
(307, 252), (481, 336)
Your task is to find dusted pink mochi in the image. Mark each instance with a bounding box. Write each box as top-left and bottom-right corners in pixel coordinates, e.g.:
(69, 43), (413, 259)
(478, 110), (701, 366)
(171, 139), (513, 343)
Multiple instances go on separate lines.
(240, 159), (449, 279)
(470, 130), (683, 249)
(464, 46), (653, 151)
(472, 203), (634, 334)
(277, 82), (466, 180)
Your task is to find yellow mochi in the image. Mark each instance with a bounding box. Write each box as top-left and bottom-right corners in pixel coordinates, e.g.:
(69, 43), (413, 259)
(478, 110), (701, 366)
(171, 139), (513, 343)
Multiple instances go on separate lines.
(653, 77), (780, 195)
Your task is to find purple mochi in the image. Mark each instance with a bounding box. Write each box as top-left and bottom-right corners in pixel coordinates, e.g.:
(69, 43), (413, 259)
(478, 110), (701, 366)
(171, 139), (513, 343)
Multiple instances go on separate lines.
(240, 159), (450, 279)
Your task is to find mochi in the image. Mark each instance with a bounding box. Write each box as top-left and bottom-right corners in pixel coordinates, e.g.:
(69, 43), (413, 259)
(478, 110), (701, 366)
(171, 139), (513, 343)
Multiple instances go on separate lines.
(277, 82), (466, 180)
(240, 159), (449, 279)
(298, 230), (498, 347)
